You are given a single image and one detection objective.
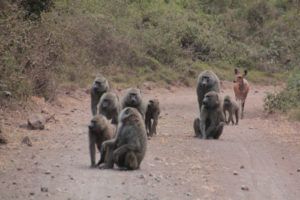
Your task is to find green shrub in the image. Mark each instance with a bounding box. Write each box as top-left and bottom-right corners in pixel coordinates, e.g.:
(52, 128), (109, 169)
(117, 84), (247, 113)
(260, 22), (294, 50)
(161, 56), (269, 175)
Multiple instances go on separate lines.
(264, 70), (300, 114)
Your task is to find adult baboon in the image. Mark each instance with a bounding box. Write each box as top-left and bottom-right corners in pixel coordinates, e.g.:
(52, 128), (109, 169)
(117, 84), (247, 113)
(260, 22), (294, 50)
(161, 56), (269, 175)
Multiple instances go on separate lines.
(121, 88), (146, 119)
(145, 99), (160, 137)
(100, 107), (147, 170)
(91, 75), (109, 116)
(193, 91), (225, 139)
(196, 70), (220, 112)
(99, 92), (120, 125)
(223, 95), (239, 125)
(88, 115), (114, 168)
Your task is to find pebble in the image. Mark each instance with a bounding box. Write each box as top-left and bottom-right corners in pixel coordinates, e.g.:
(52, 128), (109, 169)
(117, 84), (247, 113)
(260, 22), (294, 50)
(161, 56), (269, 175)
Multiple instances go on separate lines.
(45, 170), (51, 175)
(241, 185), (249, 191)
(41, 187), (48, 192)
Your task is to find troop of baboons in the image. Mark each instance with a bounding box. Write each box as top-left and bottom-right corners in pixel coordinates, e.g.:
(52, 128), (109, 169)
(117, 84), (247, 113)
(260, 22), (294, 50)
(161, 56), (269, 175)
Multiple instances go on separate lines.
(88, 68), (249, 170)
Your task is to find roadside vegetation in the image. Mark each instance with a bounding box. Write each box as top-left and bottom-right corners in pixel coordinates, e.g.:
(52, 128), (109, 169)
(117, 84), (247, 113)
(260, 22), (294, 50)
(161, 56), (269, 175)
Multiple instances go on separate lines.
(0, 0), (299, 118)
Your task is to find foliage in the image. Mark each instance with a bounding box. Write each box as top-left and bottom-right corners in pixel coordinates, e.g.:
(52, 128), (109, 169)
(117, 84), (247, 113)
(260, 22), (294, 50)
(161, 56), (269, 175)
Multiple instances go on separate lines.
(264, 70), (300, 115)
(1, 0), (300, 103)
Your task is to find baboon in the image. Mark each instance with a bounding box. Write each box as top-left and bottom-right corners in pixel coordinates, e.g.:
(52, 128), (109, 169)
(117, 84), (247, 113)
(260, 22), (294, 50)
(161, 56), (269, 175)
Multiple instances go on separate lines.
(121, 88), (146, 119)
(99, 92), (120, 125)
(100, 107), (147, 170)
(88, 115), (114, 168)
(233, 68), (250, 119)
(223, 95), (239, 125)
(91, 75), (109, 116)
(196, 70), (220, 112)
(145, 99), (160, 137)
(193, 91), (225, 139)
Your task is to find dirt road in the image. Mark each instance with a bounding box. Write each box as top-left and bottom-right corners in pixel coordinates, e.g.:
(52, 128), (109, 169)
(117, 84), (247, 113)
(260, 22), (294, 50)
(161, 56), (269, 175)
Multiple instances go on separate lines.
(1, 83), (300, 200)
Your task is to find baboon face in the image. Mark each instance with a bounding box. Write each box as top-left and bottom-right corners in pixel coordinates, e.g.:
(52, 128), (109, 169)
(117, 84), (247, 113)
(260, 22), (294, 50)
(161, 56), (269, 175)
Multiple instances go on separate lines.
(202, 91), (220, 109)
(101, 98), (110, 109)
(199, 74), (215, 89)
(88, 115), (107, 132)
(223, 96), (232, 107)
(126, 89), (141, 106)
(92, 76), (108, 93)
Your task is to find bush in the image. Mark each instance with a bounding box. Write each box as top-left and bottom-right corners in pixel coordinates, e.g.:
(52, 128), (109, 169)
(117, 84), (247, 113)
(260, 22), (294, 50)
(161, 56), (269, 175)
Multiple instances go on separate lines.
(264, 70), (300, 113)
(20, 0), (54, 19)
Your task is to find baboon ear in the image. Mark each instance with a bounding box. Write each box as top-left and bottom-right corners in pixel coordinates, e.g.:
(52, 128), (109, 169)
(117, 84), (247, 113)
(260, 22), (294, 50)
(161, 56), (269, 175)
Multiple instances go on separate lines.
(234, 68), (239, 75)
(244, 70), (248, 76)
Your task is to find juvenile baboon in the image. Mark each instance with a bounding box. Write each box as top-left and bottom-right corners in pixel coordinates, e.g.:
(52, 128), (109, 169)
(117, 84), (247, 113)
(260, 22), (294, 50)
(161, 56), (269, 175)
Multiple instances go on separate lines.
(121, 88), (146, 119)
(100, 107), (147, 170)
(196, 70), (220, 112)
(88, 115), (114, 167)
(99, 92), (120, 125)
(223, 95), (239, 125)
(233, 68), (250, 119)
(193, 91), (225, 139)
(145, 99), (160, 137)
(91, 75), (109, 116)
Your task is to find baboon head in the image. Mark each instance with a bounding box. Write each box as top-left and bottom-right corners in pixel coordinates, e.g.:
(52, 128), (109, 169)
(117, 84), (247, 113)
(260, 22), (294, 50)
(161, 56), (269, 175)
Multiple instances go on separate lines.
(202, 91), (220, 109)
(234, 68), (247, 84)
(124, 88), (142, 107)
(119, 107), (142, 125)
(88, 115), (108, 132)
(148, 99), (159, 110)
(92, 75), (109, 93)
(199, 71), (216, 89)
(100, 92), (118, 110)
(223, 95), (232, 107)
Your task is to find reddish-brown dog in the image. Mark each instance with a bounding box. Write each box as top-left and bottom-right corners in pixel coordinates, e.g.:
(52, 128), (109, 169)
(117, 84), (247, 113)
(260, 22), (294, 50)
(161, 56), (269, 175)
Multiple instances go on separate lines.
(233, 68), (250, 119)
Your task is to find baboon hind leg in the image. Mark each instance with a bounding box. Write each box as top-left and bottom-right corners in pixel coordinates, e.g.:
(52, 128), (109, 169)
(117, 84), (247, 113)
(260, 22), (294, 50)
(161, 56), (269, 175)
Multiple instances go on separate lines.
(125, 151), (139, 170)
(212, 123), (225, 139)
(99, 145), (114, 169)
(193, 118), (202, 138)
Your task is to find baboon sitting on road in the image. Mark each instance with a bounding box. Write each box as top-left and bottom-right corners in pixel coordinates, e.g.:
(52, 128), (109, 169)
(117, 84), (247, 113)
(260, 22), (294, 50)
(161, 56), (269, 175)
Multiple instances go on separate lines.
(100, 107), (147, 170)
(196, 70), (220, 112)
(121, 88), (146, 119)
(194, 91), (225, 139)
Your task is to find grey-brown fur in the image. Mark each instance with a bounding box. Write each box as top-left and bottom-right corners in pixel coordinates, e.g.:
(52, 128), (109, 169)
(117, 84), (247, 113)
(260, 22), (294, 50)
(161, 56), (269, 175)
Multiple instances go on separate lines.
(100, 107), (147, 170)
(88, 115), (114, 168)
(196, 70), (220, 112)
(91, 75), (109, 116)
(145, 99), (160, 137)
(99, 92), (120, 125)
(194, 91), (225, 139)
(223, 95), (239, 125)
(121, 88), (146, 119)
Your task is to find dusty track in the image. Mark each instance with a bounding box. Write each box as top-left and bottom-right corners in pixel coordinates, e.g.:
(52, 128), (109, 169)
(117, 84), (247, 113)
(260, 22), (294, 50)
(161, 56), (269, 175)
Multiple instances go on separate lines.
(1, 83), (300, 200)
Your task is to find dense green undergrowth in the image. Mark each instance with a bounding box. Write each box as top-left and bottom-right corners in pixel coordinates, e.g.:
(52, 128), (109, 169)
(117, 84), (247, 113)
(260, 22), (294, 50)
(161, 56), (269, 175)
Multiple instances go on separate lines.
(0, 0), (299, 105)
